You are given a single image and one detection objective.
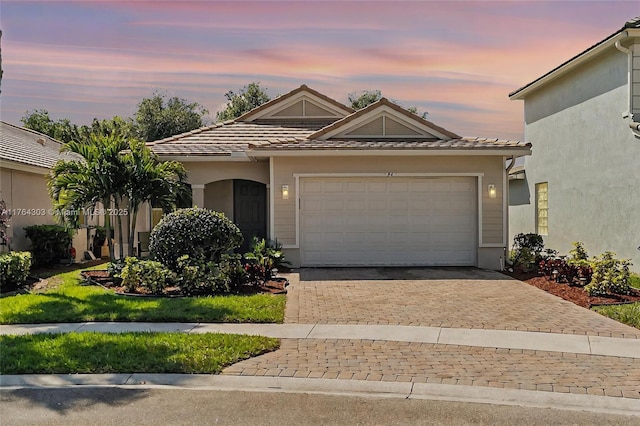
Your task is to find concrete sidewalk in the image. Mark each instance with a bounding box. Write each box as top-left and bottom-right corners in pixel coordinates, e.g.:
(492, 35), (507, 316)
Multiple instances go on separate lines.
(2, 322), (639, 359)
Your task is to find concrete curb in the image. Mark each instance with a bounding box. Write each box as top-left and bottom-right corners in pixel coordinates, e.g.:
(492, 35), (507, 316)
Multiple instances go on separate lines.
(1, 374), (639, 416)
(2, 322), (639, 359)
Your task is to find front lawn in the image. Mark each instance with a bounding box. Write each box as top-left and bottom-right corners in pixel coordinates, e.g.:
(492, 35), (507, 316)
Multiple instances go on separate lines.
(592, 303), (640, 329)
(591, 274), (640, 329)
(0, 332), (279, 374)
(0, 267), (285, 324)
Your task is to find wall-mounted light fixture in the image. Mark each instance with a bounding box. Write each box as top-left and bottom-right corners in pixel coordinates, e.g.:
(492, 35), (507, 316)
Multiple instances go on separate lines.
(281, 184), (289, 200)
(488, 184), (497, 199)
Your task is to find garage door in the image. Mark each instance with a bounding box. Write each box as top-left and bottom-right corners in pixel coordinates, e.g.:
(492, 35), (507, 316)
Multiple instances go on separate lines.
(300, 177), (476, 266)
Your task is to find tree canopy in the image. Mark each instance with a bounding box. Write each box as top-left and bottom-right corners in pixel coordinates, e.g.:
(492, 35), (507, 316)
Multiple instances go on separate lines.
(348, 89), (427, 118)
(48, 134), (190, 260)
(348, 90), (382, 110)
(215, 82), (271, 122)
(22, 93), (207, 143)
(134, 92), (209, 142)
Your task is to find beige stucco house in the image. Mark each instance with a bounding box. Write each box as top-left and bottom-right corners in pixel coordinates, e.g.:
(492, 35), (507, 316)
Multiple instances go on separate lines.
(146, 85), (531, 269)
(0, 121), (91, 261)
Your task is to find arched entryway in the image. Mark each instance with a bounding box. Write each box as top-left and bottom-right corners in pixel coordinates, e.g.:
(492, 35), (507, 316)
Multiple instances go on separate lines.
(233, 179), (267, 252)
(204, 179), (267, 253)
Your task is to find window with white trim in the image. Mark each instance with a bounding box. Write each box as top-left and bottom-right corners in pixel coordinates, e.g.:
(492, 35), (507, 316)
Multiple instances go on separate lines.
(535, 182), (548, 235)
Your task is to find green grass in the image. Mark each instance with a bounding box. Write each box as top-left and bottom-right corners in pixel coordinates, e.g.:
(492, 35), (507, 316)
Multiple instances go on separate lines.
(629, 273), (640, 289)
(590, 274), (640, 330)
(593, 303), (640, 329)
(0, 332), (279, 374)
(0, 267), (285, 324)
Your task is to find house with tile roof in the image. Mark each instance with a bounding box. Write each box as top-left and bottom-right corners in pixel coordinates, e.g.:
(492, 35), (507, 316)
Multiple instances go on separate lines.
(508, 17), (640, 270)
(146, 85), (531, 269)
(0, 122), (91, 258)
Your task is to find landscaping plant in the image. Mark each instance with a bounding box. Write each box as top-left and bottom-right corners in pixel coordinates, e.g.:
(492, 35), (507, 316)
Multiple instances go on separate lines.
(0, 199), (11, 247)
(244, 237), (290, 284)
(585, 252), (632, 296)
(0, 251), (31, 291)
(149, 207), (243, 271)
(510, 233), (544, 272)
(24, 225), (72, 267)
(538, 242), (593, 285)
(176, 255), (228, 295)
(117, 256), (175, 295)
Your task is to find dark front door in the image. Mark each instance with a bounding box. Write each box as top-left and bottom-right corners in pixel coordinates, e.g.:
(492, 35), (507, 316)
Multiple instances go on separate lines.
(234, 179), (267, 253)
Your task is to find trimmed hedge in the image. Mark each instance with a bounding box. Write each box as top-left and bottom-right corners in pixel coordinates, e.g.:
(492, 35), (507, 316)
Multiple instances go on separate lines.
(0, 251), (32, 291)
(149, 208), (243, 272)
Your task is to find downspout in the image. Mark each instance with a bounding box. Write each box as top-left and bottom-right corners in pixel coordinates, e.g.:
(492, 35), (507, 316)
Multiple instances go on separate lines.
(503, 156), (517, 270)
(615, 35), (640, 138)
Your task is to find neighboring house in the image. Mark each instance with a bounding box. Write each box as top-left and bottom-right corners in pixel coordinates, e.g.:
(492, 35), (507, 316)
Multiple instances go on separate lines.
(146, 85), (531, 269)
(0, 121), (91, 261)
(509, 17), (640, 269)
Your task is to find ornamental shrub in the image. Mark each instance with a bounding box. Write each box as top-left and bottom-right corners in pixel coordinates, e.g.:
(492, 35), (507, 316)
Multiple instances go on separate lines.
(149, 208), (243, 272)
(585, 252), (632, 296)
(117, 256), (175, 295)
(568, 242), (589, 264)
(510, 233), (544, 272)
(244, 237), (291, 283)
(176, 253), (247, 295)
(0, 251), (32, 291)
(24, 225), (72, 267)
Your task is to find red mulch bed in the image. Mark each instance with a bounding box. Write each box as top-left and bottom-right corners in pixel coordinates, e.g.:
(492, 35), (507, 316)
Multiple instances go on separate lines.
(81, 270), (287, 297)
(505, 271), (640, 308)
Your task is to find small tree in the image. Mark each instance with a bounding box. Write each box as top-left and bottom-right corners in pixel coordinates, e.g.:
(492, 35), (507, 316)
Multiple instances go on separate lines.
(216, 82), (271, 121)
(348, 90), (382, 110)
(135, 92), (209, 142)
(122, 140), (190, 256)
(48, 133), (130, 260)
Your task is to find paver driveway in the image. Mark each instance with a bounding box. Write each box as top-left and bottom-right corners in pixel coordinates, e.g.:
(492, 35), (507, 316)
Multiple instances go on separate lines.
(285, 268), (640, 338)
(225, 267), (640, 399)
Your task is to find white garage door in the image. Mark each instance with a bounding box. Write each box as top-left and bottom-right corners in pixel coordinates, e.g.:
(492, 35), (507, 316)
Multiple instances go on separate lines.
(300, 177), (476, 266)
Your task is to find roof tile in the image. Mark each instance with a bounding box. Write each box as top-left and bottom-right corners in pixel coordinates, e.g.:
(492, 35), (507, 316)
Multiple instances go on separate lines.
(0, 122), (77, 169)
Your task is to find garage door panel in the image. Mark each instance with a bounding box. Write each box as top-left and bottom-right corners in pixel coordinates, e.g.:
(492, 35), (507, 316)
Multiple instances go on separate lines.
(368, 182), (387, 193)
(301, 177), (477, 266)
(346, 199), (366, 211)
(367, 199), (387, 211)
(303, 181), (324, 193)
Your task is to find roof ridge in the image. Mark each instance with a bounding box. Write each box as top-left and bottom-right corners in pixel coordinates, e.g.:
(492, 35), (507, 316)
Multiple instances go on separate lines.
(235, 84), (354, 122)
(308, 97), (460, 140)
(0, 121), (64, 145)
(147, 123), (227, 145)
(510, 16), (639, 98)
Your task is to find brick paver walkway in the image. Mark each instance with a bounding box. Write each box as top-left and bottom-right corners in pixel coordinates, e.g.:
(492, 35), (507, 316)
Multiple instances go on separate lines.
(223, 339), (640, 399)
(285, 268), (640, 338)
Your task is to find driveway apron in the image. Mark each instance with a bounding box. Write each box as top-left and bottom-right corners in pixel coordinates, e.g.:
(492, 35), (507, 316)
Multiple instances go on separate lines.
(224, 268), (640, 400)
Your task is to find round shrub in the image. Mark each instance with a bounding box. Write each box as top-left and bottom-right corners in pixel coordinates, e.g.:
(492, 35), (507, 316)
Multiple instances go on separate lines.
(149, 207), (243, 271)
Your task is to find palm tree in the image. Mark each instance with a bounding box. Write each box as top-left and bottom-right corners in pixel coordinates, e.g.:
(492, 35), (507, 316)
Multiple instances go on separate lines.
(122, 140), (190, 257)
(48, 134), (129, 261)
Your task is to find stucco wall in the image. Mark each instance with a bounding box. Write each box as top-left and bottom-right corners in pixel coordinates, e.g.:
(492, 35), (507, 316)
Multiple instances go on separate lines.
(204, 180), (234, 219)
(509, 48), (640, 269)
(0, 167), (58, 251)
(273, 155), (506, 268)
(184, 161), (269, 185)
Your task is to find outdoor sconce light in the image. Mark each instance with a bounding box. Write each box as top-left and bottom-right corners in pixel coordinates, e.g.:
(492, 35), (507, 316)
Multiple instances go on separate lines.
(488, 184), (497, 199)
(282, 185), (289, 200)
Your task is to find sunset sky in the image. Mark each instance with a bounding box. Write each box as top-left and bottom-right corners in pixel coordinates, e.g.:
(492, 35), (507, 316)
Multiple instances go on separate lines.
(1, 1), (636, 141)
